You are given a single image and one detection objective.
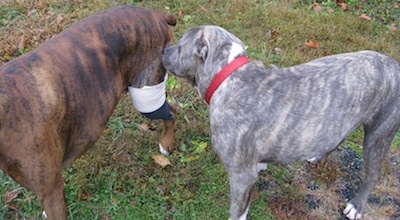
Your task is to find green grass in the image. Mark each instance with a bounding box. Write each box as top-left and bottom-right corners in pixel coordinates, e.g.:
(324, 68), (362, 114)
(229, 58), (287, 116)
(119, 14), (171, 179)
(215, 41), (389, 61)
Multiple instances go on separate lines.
(0, 0), (399, 219)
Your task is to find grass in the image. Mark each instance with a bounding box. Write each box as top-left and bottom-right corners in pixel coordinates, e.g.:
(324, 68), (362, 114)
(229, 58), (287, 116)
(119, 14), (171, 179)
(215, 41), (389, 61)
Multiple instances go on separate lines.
(0, 0), (399, 219)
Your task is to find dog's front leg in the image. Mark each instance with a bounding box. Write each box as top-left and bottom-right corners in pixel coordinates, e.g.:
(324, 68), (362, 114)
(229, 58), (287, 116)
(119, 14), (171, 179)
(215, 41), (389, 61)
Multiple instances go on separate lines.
(228, 168), (259, 220)
(159, 103), (177, 155)
(128, 75), (176, 155)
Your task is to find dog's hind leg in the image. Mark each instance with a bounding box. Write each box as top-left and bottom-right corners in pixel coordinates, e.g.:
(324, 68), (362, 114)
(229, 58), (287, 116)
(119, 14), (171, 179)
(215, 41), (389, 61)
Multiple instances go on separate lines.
(343, 119), (399, 219)
(36, 172), (67, 220)
(5, 132), (68, 219)
(7, 156), (67, 220)
(228, 168), (258, 220)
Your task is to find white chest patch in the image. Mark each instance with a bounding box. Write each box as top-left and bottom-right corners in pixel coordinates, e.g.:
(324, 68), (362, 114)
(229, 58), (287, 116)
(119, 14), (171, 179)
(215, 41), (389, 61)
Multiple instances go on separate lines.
(228, 42), (245, 63)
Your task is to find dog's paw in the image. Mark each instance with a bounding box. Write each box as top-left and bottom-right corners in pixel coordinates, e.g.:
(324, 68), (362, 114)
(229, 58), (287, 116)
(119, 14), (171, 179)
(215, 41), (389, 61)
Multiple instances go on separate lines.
(307, 157), (319, 164)
(343, 203), (362, 219)
(42, 211), (48, 219)
(256, 163), (268, 173)
(159, 143), (170, 156)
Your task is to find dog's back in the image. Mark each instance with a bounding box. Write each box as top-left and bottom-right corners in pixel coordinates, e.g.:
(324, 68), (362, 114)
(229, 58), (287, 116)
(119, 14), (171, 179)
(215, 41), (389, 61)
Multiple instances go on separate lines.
(212, 50), (400, 164)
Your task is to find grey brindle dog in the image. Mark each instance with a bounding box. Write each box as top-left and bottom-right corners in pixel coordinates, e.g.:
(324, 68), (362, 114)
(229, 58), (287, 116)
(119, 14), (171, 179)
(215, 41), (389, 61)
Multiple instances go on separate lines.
(162, 25), (400, 220)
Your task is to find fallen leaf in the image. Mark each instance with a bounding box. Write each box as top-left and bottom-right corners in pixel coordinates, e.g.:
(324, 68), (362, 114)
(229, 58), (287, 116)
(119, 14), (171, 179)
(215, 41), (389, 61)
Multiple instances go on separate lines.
(56, 14), (64, 24)
(102, 129), (110, 134)
(123, 117), (132, 122)
(152, 154), (171, 168)
(390, 23), (398, 31)
(193, 141), (208, 154)
(266, 28), (280, 40)
(359, 14), (372, 21)
(199, 4), (208, 12)
(139, 123), (149, 131)
(251, 191), (260, 201)
(27, 9), (37, 17)
(5, 191), (19, 204)
(3, 54), (12, 61)
(17, 35), (26, 50)
(313, 3), (322, 12)
(305, 39), (320, 49)
(274, 47), (282, 55)
(79, 192), (91, 201)
(111, 197), (117, 204)
(178, 10), (185, 19)
(337, 2), (348, 11)
(180, 155), (199, 163)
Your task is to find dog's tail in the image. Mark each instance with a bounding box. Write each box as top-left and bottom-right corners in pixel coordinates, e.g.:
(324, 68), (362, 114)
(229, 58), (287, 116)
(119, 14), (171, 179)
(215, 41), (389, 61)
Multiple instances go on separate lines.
(153, 10), (177, 26)
(164, 13), (177, 26)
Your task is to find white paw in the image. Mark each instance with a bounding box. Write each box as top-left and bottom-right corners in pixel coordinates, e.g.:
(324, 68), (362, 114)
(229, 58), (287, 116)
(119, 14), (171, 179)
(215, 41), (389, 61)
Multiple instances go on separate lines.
(307, 157), (318, 164)
(343, 203), (362, 219)
(159, 143), (169, 156)
(42, 211), (48, 219)
(256, 163), (268, 173)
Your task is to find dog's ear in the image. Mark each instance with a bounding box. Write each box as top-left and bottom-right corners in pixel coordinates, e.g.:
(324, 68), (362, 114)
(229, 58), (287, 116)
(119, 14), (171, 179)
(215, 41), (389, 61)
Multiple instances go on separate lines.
(195, 29), (218, 74)
(195, 33), (210, 63)
(196, 26), (245, 74)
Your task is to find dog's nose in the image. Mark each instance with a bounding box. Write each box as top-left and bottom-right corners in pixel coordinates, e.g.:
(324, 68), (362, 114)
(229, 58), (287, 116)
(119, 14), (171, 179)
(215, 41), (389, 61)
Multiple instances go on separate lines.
(162, 47), (169, 54)
(163, 45), (174, 54)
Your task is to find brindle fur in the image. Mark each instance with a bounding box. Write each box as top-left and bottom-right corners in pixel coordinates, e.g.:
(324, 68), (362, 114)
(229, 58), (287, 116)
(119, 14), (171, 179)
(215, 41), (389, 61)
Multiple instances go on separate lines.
(0, 6), (176, 219)
(162, 25), (400, 220)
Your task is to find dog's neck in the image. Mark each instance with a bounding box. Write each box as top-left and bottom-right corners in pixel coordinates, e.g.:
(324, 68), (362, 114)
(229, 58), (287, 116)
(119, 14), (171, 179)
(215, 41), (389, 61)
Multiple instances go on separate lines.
(204, 55), (249, 104)
(228, 42), (245, 63)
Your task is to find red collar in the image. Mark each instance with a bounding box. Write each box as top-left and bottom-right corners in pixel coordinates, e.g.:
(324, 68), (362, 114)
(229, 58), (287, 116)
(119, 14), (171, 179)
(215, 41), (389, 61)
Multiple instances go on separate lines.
(205, 56), (249, 104)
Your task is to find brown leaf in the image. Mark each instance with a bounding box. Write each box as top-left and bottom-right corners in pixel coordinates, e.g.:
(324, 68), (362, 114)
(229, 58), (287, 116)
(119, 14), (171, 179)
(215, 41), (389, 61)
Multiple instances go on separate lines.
(199, 5), (208, 12)
(178, 11), (185, 19)
(27, 9), (37, 17)
(5, 191), (19, 204)
(266, 28), (280, 40)
(79, 192), (91, 201)
(139, 123), (149, 131)
(313, 3), (322, 12)
(305, 39), (320, 49)
(17, 35), (26, 50)
(390, 23), (398, 31)
(274, 47), (282, 55)
(152, 154), (171, 168)
(251, 191), (260, 201)
(56, 14), (64, 24)
(359, 14), (372, 21)
(337, 2), (348, 11)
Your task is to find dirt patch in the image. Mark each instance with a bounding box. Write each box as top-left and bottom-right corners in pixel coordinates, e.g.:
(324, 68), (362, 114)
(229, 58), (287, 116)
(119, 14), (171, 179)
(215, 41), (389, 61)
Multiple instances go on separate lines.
(258, 146), (400, 220)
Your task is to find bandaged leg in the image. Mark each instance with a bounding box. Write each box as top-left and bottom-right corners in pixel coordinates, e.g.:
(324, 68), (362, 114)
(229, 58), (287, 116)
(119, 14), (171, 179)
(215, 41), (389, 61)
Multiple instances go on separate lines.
(128, 74), (175, 155)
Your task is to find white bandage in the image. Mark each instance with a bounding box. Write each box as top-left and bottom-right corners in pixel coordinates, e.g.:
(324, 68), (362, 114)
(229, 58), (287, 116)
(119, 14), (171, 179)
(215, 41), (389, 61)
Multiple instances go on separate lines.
(128, 74), (167, 113)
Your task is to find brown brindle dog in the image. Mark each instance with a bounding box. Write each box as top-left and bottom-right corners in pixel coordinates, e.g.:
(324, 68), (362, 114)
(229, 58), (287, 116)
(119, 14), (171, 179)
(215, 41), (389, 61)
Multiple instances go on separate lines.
(0, 6), (176, 219)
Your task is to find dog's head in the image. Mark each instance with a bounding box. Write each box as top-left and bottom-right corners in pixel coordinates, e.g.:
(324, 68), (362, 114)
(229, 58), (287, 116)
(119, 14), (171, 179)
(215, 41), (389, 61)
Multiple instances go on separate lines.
(162, 25), (246, 98)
